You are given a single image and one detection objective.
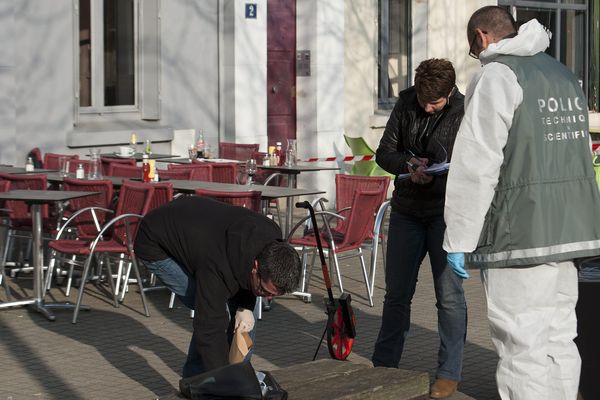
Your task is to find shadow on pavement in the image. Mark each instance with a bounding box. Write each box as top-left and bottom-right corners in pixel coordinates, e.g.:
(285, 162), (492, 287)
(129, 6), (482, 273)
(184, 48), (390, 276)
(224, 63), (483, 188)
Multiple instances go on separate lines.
(31, 306), (186, 397)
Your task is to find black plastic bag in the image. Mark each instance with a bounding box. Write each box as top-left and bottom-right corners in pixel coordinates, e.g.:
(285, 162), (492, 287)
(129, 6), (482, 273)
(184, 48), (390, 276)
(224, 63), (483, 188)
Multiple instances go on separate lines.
(259, 371), (288, 400)
(178, 362), (287, 400)
(179, 362), (262, 400)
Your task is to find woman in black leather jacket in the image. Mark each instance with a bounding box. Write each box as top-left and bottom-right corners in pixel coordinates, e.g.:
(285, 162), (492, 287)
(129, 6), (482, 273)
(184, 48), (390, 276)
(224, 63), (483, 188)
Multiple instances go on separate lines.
(371, 59), (468, 399)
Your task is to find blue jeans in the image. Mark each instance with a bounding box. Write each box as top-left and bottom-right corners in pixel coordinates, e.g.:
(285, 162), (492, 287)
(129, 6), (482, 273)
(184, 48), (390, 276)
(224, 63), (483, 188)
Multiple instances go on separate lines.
(371, 210), (467, 381)
(140, 257), (258, 378)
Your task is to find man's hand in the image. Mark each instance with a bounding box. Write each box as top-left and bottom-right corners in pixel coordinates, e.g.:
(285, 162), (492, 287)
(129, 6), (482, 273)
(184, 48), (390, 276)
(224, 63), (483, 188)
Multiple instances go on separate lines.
(235, 309), (255, 333)
(447, 252), (469, 279)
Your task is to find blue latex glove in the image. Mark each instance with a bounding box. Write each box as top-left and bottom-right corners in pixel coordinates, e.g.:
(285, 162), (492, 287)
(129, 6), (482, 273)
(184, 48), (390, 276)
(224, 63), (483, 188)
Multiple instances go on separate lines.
(447, 252), (469, 279)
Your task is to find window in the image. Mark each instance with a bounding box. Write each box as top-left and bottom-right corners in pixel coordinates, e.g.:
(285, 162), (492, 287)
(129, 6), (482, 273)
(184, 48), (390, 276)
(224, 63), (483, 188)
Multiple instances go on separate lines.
(76, 0), (160, 120)
(499, 0), (598, 111)
(590, 0), (599, 111)
(378, 0), (411, 108)
(79, 0), (136, 111)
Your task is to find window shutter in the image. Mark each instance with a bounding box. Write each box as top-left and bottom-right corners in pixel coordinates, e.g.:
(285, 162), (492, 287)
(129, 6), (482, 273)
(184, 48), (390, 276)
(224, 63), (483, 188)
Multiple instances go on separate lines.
(139, 0), (160, 120)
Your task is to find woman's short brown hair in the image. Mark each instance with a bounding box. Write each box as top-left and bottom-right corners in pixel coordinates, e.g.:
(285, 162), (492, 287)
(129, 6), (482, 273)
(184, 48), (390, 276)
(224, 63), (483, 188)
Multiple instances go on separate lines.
(414, 59), (456, 103)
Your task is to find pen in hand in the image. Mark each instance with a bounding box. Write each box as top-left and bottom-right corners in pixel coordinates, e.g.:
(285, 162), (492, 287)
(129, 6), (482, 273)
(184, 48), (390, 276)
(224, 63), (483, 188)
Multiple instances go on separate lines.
(406, 150), (424, 171)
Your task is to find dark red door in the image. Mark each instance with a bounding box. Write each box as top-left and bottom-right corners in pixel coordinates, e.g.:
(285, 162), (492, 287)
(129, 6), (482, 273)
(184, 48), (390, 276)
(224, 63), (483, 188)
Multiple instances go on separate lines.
(267, 0), (296, 147)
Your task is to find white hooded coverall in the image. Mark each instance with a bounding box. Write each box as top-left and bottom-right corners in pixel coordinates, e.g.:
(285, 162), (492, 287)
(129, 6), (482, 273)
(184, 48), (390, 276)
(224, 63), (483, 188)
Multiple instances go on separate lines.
(443, 19), (582, 400)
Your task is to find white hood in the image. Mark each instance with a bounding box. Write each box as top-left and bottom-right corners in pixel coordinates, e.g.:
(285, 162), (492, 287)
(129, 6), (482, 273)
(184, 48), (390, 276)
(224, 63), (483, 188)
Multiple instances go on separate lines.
(443, 19), (553, 254)
(480, 19), (551, 62)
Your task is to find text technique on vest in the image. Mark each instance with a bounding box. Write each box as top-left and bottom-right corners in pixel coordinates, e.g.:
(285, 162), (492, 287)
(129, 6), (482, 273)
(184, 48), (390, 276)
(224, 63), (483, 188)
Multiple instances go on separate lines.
(538, 96), (588, 142)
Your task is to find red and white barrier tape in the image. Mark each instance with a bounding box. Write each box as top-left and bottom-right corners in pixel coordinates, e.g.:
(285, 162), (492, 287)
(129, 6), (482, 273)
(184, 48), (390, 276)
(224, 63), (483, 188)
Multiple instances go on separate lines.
(302, 155), (374, 162)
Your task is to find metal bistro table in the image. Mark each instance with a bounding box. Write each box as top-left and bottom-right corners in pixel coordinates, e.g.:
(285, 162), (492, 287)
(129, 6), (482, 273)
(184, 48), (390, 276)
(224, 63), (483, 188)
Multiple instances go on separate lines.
(168, 179), (326, 206)
(99, 152), (179, 162)
(44, 173), (326, 221)
(0, 166), (59, 174)
(155, 157), (242, 165)
(258, 163), (340, 234)
(0, 189), (99, 321)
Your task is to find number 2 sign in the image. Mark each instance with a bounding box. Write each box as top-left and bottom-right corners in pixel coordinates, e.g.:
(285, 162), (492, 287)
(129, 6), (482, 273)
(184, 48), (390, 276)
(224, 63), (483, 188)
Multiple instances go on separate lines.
(245, 3), (257, 19)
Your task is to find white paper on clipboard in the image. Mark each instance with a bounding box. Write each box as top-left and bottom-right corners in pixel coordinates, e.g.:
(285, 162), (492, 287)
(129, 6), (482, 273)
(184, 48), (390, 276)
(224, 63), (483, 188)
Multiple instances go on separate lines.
(397, 162), (450, 180)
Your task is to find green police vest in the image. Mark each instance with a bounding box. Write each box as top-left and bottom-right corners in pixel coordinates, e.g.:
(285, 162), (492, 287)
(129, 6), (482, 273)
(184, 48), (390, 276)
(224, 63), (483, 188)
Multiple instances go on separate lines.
(466, 52), (600, 268)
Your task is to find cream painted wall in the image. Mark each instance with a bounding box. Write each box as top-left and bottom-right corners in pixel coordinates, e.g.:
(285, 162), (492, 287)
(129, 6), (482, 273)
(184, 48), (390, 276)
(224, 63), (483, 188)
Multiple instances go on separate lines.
(220, 0), (268, 151)
(344, 0), (496, 153)
(343, 0), (376, 141)
(296, 0), (346, 202)
(343, 0), (378, 153)
(234, 0), (267, 149)
(427, 0), (496, 92)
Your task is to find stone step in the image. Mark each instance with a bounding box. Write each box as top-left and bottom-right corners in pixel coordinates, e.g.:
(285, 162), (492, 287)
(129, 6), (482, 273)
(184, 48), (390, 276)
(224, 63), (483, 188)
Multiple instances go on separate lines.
(268, 359), (430, 400)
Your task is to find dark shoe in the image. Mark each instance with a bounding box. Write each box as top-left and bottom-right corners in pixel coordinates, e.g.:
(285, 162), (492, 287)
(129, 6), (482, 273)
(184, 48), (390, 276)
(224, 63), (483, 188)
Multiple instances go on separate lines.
(430, 378), (458, 399)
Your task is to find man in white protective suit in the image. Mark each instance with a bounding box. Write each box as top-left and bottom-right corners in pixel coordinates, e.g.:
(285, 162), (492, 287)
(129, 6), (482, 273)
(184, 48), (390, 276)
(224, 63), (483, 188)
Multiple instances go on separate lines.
(443, 6), (600, 400)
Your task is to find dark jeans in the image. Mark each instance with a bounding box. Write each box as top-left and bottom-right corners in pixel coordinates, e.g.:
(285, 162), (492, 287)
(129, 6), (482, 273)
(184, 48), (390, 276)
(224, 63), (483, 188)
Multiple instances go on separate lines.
(139, 257), (257, 378)
(372, 210), (467, 381)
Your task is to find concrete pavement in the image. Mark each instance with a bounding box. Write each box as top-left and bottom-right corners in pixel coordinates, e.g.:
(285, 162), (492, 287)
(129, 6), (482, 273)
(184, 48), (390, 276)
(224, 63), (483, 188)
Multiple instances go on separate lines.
(0, 245), (500, 399)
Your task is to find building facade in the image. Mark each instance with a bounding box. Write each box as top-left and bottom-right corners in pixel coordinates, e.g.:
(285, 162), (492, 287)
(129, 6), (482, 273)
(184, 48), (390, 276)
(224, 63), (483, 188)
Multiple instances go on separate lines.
(0, 0), (597, 198)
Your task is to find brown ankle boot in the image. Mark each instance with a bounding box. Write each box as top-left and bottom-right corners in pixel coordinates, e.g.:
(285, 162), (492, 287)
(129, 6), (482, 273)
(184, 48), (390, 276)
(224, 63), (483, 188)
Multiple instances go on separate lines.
(430, 378), (458, 399)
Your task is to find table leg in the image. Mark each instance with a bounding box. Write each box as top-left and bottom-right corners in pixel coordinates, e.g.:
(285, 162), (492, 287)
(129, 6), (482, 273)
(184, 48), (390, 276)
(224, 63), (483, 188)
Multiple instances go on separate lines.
(285, 174), (297, 236)
(30, 204), (56, 321)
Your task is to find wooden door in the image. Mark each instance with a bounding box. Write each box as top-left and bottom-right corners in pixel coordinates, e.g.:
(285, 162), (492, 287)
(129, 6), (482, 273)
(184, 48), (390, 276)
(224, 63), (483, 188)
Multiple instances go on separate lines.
(267, 0), (296, 147)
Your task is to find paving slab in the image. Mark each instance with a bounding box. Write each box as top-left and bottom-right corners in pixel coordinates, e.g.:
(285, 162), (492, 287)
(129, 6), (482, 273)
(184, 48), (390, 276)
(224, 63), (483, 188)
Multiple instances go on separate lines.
(270, 359), (429, 399)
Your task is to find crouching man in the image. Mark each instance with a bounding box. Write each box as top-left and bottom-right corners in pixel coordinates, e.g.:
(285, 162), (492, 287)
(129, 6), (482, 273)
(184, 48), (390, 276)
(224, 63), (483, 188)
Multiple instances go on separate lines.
(134, 196), (302, 377)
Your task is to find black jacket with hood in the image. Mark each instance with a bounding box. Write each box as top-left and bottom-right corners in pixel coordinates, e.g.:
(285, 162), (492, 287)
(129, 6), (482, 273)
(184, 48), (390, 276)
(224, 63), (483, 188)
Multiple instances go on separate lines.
(376, 86), (464, 217)
(134, 196), (281, 371)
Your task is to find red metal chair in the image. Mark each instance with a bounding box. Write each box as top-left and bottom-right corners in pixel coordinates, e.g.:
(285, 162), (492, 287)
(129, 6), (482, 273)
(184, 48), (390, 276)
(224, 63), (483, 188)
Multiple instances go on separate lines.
(0, 173), (53, 230)
(47, 180), (155, 323)
(218, 142), (260, 161)
(332, 174), (390, 235)
(0, 180), (10, 193)
(45, 178), (115, 296)
(148, 182), (173, 211)
(61, 178), (114, 239)
(101, 157), (136, 176)
(157, 168), (192, 180)
(0, 180), (11, 296)
(193, 188), (262, 212)
(0, 173), (57, 298)
(119, 181), (173, 302)
(168, 163), (212, 181)
(27, 147), (43, 168)
(288, 184), (387, 306)
(208, 162), (237, 183)
(108, 163), (143, 178)
(43, 153), (80, 170)
(332, 175), (390, 299)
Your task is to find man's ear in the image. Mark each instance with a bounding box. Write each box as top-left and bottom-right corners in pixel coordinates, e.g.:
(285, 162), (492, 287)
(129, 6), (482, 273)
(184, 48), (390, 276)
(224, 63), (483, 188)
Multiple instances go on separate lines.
(251, 260), (259, 274)
(476, 28), (491, 50)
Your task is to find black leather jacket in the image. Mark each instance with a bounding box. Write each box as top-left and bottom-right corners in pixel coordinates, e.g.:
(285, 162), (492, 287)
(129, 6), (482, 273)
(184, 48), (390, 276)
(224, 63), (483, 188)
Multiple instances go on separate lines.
(376, 86), (464, 217)
(135, 196), (281, 372)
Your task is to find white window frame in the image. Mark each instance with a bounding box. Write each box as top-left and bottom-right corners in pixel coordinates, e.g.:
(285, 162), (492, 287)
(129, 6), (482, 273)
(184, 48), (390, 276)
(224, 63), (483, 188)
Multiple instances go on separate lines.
(378, 0), (411, 109)
(498, 0), (590, 106)
(73, 0), (160, 125)
(79, 0), (138, 114)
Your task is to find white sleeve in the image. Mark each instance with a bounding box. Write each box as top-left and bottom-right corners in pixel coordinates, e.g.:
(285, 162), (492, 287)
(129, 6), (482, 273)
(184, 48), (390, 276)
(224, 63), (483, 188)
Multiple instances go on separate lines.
(443, 62), (522, 253)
